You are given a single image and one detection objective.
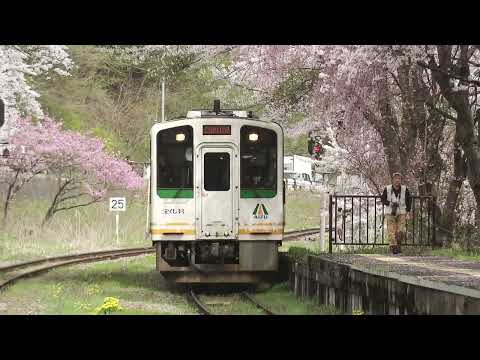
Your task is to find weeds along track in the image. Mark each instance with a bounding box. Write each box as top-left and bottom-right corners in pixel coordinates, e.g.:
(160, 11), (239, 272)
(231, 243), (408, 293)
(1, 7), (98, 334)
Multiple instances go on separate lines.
(0, 228), (321, 292)
(0, 247), (155, 292)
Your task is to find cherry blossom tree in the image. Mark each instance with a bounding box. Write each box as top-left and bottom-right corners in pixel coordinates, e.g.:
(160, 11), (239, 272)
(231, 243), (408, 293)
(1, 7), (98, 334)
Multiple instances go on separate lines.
(0, 141), (48, 227)
(0, 45), (72, 141)
(224, 45), (479, 245)
(0, 117), (143, 227)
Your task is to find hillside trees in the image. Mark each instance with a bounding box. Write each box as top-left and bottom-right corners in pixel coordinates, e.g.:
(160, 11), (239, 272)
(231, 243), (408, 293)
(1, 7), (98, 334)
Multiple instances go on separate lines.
(35, 45), (254, 161)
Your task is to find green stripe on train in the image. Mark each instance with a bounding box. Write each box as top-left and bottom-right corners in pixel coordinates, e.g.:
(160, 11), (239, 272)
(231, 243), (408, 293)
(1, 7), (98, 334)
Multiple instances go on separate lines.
(241, 189), (276, 198)
(157, 188), (276, 198)
(157, 188), (194, 198)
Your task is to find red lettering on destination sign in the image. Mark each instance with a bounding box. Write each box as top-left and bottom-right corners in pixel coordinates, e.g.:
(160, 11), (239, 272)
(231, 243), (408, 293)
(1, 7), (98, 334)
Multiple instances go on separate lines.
(203, 125), (231, 135)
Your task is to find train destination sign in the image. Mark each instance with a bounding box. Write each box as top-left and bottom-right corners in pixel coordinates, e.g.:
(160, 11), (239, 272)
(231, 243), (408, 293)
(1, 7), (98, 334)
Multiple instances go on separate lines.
(203, 125), (231, 135)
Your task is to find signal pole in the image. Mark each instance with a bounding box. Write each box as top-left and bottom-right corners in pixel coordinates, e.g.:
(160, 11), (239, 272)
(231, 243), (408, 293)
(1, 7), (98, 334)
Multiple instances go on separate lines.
(0, 98), (4, 128)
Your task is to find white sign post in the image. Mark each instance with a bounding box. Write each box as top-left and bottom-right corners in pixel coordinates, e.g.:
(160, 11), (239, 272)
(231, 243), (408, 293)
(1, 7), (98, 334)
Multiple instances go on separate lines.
(109, 197), (126, 246)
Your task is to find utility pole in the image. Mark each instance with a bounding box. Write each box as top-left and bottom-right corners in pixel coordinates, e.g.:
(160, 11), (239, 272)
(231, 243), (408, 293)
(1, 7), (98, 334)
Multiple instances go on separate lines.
(155, 79), (165, 123)
(161, 80), (165, 123)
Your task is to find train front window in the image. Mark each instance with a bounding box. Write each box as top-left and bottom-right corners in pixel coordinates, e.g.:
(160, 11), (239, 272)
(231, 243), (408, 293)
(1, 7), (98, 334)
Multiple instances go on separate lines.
(240, 126), (277, 198)
(156, 125), (193, 198)
(204, 153), (230, 191)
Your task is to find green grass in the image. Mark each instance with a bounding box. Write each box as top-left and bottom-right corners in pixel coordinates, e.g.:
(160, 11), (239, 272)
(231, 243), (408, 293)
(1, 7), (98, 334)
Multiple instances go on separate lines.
(256, 282), (342, 315)
(285, 190), (322, 232)
(425, 247), (480, 262)
(0, 189), (149, 265)
(1, 255), (341, 315)
(285, 239), (480, 264)
(0, 255), (196, 315)
(280, 237), (326, 254)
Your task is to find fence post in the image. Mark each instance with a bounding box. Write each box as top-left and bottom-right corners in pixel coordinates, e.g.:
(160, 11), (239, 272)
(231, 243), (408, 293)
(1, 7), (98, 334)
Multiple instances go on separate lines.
(306, 255), (310, 297)
(329, 194), (333, 254)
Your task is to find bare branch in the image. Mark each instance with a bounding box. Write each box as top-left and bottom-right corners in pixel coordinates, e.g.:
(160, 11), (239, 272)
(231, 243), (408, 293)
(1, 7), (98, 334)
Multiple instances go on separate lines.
(54, 198), (102, 213)
(417, 60), (480, 87)
(425, 101), (457, 123)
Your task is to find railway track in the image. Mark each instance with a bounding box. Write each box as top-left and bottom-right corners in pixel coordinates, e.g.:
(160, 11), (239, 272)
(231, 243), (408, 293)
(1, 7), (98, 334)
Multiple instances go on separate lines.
(187, 289), (212, 315)
(0, 247), (155, 292)
(0, 227), (321, 293)
(187, 289), (276, 315)
(283, 228), (321, 241)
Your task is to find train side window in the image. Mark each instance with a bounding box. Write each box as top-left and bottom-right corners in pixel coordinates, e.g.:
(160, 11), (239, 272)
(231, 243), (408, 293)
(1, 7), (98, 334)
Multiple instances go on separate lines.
(204, 152), (230, 191)
(240, 125), (277, 198)
(156, 125), (194, 198)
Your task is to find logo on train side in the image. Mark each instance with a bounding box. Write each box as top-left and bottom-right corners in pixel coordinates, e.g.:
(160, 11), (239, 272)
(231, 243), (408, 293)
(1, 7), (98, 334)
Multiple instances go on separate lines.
(253, 204), (269, 220)
(163, 208), (185, 215)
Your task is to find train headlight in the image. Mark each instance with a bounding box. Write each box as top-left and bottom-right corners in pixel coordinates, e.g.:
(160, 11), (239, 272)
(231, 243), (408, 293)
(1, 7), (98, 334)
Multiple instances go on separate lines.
(176, 133), (186, 142)
(248, 133), (259, 142)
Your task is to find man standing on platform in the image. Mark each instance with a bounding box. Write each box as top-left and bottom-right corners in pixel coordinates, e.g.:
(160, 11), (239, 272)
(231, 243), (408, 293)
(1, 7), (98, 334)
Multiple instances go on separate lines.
(381, 173), (412, 254)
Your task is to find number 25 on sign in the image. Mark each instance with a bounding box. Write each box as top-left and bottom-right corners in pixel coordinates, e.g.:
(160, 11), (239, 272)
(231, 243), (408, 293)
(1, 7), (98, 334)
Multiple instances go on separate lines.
(109, 197), (126, 246)
(109, 197), (126, 212)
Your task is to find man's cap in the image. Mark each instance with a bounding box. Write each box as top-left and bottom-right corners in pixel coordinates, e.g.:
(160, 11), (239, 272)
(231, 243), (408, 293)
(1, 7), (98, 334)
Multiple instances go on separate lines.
(392, 172), (402, 178)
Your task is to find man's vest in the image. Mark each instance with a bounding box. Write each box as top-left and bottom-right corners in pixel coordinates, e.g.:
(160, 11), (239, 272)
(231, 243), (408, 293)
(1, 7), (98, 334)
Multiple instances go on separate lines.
(386, 185), (407, 215)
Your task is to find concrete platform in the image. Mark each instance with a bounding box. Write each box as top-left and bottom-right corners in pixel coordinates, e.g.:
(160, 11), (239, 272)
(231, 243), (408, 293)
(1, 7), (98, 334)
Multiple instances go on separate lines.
(288, 253), (480, 314)
(327, 254), (480, 299)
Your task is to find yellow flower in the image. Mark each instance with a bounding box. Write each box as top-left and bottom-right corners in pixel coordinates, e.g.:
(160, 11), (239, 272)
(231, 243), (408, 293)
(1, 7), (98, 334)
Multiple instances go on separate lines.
(95, 297), (122, 315)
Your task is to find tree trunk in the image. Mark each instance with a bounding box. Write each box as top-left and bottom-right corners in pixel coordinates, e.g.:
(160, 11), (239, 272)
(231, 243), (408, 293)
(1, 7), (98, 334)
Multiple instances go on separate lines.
(439, 136), (467, 246)
(42, 178), (70, 227)
(1, 183), (14, 228)
(375, 76), (402, 176)
(430, 45), (480, 218)
(1, 170), (21, 228)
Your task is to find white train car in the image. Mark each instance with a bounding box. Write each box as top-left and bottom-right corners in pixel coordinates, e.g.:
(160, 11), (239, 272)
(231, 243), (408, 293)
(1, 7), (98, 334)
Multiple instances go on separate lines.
(150, 101), (284, 283)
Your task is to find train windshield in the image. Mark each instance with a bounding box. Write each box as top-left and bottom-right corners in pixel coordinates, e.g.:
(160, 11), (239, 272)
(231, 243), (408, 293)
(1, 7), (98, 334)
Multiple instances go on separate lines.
(204, 153), (230, 191)
(240, 125), (277, 198)
(156, 125), (194, 198)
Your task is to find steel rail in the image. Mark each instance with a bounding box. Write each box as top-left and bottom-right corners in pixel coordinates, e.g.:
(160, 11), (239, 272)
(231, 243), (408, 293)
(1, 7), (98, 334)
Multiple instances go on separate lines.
(241, 291), (276, 315)
(187, 289), (212, 315)
(0, 247), (155, 274)
(0, 248), (154, 292)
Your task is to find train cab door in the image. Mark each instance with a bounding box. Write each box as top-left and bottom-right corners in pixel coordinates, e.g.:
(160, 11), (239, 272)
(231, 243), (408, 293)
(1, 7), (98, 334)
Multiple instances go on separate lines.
(197, 147), (238, 239)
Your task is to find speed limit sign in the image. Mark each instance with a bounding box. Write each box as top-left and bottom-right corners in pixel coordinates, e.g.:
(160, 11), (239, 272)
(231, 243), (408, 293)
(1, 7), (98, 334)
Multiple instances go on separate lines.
(109, 197), (126, 212)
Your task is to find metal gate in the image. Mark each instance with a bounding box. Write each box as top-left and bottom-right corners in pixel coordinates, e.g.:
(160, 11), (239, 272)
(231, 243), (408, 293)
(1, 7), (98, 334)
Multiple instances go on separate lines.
(328, 195), (437, 253)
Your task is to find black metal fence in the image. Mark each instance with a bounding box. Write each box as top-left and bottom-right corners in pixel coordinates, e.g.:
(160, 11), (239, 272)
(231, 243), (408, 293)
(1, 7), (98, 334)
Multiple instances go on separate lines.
(328, 195), (437, 253)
